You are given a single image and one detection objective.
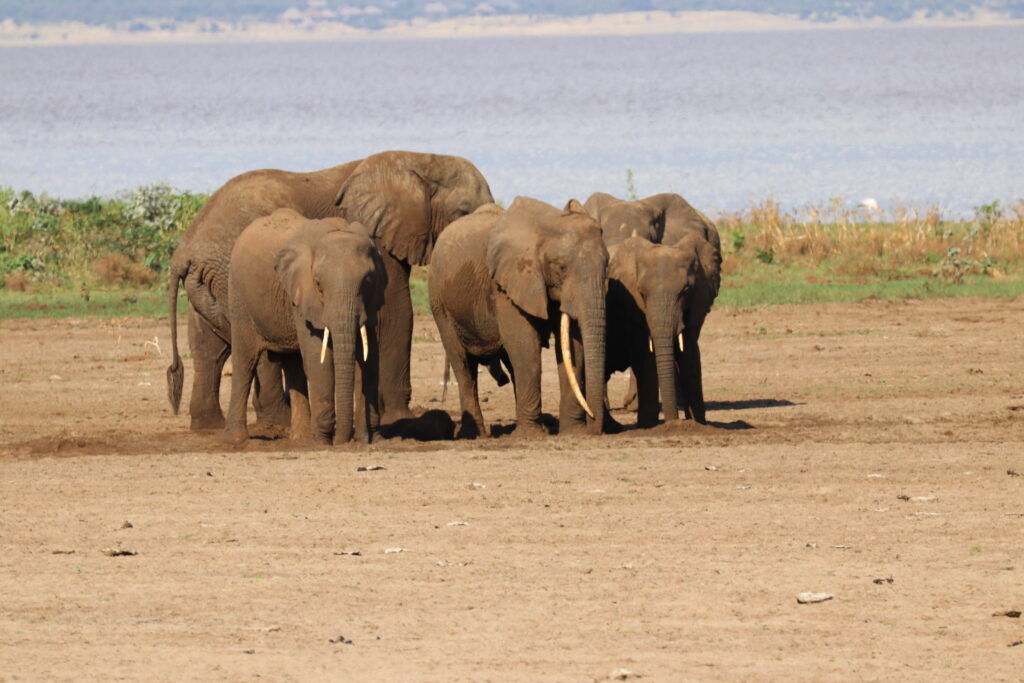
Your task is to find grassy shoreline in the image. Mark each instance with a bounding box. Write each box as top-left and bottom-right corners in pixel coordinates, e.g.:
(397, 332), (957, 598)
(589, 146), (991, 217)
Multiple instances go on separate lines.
(1, 186), (1021, 319)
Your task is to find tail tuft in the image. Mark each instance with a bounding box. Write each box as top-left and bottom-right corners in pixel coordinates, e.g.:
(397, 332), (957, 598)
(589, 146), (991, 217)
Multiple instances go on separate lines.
(167, 360), (184, 415)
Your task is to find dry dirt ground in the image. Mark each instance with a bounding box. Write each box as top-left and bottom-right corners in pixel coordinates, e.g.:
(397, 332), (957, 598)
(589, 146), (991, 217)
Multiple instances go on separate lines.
(1, 297), (1022, 681)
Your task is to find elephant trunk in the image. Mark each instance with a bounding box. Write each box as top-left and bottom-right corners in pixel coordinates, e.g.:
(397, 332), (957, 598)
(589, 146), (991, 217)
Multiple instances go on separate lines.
(581, 298), (606, 434)
(331, 310), (358, 444)
(653, 332), (679, 421)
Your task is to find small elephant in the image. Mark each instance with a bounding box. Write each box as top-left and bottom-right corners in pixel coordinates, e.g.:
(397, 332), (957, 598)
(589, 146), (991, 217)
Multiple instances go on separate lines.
(605, 236), (699, 427)
(585, 191), (721, 423)
(429, 198), (608, 438)
(222, 208), (386, 445)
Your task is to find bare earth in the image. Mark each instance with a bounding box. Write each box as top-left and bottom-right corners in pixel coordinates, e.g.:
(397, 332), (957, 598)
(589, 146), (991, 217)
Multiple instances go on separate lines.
(1, 297), (1022, 681)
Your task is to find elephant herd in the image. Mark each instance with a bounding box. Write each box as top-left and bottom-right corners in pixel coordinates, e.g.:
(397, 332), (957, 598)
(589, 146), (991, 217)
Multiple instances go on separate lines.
(165, 150), (721, 444)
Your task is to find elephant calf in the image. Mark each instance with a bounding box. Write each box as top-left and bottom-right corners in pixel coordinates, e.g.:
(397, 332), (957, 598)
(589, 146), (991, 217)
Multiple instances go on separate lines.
(223, 208), (386, 445)
(429, 198), (608, 438)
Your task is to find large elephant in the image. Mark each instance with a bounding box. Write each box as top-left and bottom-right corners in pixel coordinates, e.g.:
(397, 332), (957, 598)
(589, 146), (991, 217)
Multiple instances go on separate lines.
(167, 161), (362, 431)
(605, 236), (699, 428)
(166, 151), (493, 431)
(333, 151), (493, 423)
(222, 209), (385, 445)
(429, 198), (608, 438)
(585, 191), (722, 423)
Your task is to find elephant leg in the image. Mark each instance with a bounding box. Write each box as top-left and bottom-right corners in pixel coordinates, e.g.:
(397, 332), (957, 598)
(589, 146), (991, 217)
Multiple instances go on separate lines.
(376, 251), (414, 424)
(187, 307), (229, 431)
(634, 350), (660, 429)
(252, 353), (290, 431)
(433, 308), (486, 438)
(555, 318), (587, 435)
(495, 295), (545, 437)
(282, 354), (311, 441)
(681, 336), (706, 424)
(297, 328), (334, 445)
(356, 324), (381, 444)
(220, 330), (260, 444)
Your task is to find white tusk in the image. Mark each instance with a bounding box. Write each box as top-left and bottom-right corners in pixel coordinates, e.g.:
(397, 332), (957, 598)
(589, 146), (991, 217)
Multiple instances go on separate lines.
(360, 325), (368, 362)
(678, 332), (684, 352)
(561, 312), (594, 419)
(320, 327), (330, 364)
(648, 337), (653, 353)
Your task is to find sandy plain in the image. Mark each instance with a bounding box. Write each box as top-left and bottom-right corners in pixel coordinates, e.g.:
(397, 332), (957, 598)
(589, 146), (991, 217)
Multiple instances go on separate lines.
(1, 297), (1022, 680)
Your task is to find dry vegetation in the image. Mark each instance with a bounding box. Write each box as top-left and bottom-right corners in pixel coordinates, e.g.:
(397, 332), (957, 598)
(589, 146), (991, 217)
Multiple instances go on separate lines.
(719, 198), (1024, 283)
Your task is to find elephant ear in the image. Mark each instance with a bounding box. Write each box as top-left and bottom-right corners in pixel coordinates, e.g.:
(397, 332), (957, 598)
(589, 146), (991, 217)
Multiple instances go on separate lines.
(696, 237), (722, 299)
(486, 210), (548, 320)
(583, 192), (618, 220)
(562, 198), (587, 215)
(274, 221), (337, 329)
(607, 238), (646, 299)
(333, 154), (433, 265)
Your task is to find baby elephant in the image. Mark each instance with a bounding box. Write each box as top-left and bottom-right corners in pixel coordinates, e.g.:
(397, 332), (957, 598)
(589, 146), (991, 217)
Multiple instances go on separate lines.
(222, 208), (386, 445)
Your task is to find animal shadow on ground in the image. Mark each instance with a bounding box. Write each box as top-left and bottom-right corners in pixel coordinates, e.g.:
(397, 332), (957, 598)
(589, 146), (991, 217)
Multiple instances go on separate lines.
(380, 409), (457, 441)
(489, 413), (559, 438)
(704, 398), (799, 411)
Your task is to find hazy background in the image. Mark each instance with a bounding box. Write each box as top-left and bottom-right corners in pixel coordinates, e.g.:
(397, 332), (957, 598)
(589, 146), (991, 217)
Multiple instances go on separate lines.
(1, 6), (1022, 214)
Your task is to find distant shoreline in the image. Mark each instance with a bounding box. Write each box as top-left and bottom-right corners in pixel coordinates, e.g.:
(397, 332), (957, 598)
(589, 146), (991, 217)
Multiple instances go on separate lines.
(2, 9), (1023, 48)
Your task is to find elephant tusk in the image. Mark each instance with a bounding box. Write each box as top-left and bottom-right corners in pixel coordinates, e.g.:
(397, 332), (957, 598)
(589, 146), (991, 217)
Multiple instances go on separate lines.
(320, 328), (329, 364)
(678, 332), (684, 352)
(360, 324), (368, 363)
(561, 312), (594, 419)
(648, 337), (653, 353)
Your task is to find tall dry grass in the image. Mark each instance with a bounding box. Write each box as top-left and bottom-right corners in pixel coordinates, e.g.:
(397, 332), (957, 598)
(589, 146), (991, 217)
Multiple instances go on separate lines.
(718, 198), (1024, 282)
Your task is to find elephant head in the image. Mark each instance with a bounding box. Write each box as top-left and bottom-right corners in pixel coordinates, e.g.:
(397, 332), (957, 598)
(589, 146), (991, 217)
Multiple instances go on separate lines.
(487, 197), (608, 431)
(584, 192), (720, 251)
(608, 236), (699, 422)
(333, 151), (494, 265)
(274, 219), (387, 443)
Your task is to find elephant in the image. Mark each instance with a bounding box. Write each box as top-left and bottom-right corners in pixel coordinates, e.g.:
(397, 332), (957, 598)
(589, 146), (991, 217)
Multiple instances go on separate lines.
(429, 198), (608, 438)
(222, 208), (385, 445)
(332, 151), (493, 424)
(584, 191), (722, 423)
(583, 191), (721, 251)
(605, 236), (701, 428)
(167, 160), (362, 431)
(166, 151), (493, 431)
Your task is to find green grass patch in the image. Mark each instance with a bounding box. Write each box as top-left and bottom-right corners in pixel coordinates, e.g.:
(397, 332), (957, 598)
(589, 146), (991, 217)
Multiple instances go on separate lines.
(0, 288), (187, 319)
(718, 263), (1024, 307)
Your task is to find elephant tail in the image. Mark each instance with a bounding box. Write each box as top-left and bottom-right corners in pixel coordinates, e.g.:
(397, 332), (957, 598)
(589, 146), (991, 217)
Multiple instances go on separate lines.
(166, 256), (187, 415)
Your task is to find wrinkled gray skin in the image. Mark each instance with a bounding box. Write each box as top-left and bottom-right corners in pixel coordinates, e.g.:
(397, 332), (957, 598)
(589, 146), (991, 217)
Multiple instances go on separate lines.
(605, 237), (698, 428)
(222, 209), (385, 445)
(167, 161), (362, 431)
(166, 151), (493, 432)
(429, 199), (608, 438)
(585, 192), (722, 423)
(333, 151), (494, 423)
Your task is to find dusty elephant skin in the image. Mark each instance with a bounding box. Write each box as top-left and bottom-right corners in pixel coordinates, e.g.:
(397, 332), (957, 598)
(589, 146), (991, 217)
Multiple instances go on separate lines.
(223, 209), (385, 446)
(166, 160), (362, 431)
(333, 151), (494, 425)
(605, 236), (699, 427)
(1, 298), (1023, 680)
(585, 191), (722, 423)
(429, 197), (608, 438)
(167, 151), (493, 433)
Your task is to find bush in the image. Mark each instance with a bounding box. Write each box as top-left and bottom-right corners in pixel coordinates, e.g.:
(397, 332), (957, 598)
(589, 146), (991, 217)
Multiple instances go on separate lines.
(0, 185), (206, 289)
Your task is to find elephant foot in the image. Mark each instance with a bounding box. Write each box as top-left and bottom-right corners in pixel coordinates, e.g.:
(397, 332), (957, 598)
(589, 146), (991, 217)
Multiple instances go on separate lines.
(255, 409), (291, 431)
(191, 412), (226, 432)
(219, 426), (249, 445)
(557, 418), (589, 437)
(511, 420), (548, 439)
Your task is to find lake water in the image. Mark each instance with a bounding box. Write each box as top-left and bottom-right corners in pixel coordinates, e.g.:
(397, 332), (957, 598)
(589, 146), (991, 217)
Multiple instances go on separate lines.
(1, 26), (1022, 215)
